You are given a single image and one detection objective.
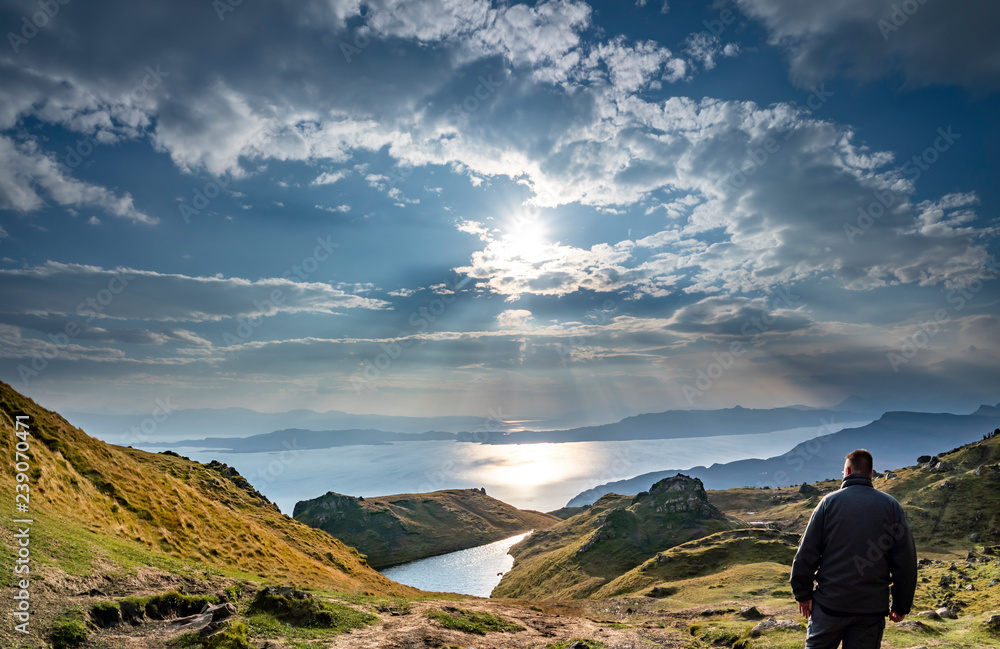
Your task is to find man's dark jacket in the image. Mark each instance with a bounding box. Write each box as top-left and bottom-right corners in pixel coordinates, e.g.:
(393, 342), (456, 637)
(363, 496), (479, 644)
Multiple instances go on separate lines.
(789, 473), (917, 615)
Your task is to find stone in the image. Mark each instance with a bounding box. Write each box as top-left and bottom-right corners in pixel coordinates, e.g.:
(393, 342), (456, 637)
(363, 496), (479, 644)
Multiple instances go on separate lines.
(936, 606), (958, 619)
(915, 610), (941, 620)
(918, 455), (932, 464)
(894, 620), (926, 631)
(751, 617), (803, 636)
(260, 586), (311, 600)
(169, 612), (213, 632)
(799, 482), (820, 496)
(984, 614), (1000, 631)
(971, 532), (983, 542)
(647, 586), (677, 598)
(989, 580), (998, 587)
(200, 602), (237, 621)
(739, 605), (764, 620)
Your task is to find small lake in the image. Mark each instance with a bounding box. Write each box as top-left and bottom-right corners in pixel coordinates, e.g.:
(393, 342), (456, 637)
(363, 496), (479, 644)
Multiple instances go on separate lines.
(380, 532), (532, 597)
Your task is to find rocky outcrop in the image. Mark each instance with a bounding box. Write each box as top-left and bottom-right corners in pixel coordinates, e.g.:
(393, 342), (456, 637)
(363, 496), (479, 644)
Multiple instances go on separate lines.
(206, 460), (278, 510)
(577, 475), (726, 556)
(751, 618), (803, 635)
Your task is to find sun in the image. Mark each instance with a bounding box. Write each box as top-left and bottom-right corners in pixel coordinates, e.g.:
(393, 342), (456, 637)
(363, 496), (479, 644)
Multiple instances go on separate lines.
(499, 213), (552, 264)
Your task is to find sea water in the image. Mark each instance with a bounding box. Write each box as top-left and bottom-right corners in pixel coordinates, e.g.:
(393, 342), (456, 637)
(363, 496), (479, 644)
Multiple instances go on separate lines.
(380, 532), (532, 597)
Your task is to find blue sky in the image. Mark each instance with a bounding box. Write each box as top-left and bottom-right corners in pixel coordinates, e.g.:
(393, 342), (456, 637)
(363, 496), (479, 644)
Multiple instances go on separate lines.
(1, 0), (998, 422)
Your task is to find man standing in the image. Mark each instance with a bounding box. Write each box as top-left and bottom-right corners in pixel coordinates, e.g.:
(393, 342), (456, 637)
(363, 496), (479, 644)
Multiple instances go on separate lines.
(790, 449), (918, 648)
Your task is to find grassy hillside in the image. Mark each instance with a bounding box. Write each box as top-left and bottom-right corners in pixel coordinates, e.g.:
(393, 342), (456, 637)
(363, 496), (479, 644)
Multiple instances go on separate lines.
(492, 474), (740, 600)
(592, 528), (800, 599)
(0, 381), (416, 601)
(708, 432), (1000, 551)
(293, 488), (559, 569)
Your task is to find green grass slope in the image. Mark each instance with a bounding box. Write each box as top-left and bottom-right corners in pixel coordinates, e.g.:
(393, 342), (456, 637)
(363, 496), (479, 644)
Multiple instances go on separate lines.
(0, 380), (416, 596)
(879, 432), (1000, 551)
(708, 431), (1000, 550)
(293, 488), (559, 569)
(492, 474), (741, 600)
(592, 528), (800, 598)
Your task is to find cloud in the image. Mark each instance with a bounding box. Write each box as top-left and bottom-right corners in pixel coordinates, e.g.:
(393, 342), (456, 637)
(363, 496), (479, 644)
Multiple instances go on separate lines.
(585, 36), (687, 92)
(496, 309), (534, 329)
(0, 262), (390, 323)
(454, 97), (995, 299)
(683, 32), (740, 70)
(736, 0), (1000, 88)
(666, 294), (811, 337)
(0, 135), (155, 224)
(315, 204), (351, 213)
(2, 0), (987, 308)
(311, 170), (350, 185)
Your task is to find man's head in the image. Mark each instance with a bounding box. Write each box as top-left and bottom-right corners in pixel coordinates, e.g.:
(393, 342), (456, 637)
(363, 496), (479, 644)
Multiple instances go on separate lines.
(844, 448), (874, 478)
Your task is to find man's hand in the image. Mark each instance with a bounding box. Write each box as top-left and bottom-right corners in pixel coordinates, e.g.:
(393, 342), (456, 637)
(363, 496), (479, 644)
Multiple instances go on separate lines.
(889, 610), (905, 623)
(798, 599), (812, 619)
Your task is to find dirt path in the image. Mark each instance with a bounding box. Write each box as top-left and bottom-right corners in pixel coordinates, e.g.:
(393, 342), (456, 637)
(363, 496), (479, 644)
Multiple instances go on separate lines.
(328, 598), (690, 649)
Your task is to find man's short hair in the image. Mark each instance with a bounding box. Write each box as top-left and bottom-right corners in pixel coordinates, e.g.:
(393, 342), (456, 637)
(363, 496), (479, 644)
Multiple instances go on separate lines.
(846, 448), (874, 475)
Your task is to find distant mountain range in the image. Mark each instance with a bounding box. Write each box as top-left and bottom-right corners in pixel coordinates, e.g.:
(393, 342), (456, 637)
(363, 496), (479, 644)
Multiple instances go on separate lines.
(567, 404), (1000, 506)
(137, 406), (873, 452)
(64, 407), (520, 443)
(143, 427), (458, 452)
(470, 406), (871, 444)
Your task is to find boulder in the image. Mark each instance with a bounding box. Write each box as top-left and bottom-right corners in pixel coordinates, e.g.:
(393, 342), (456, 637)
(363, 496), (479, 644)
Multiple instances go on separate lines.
(894, 620), (926, 631)
(647, 586), (678, 598)
(915, 610), (941, 620)
(936, 606), (958, 619)
(798, 482), (820, 496)
(751, 617), (803, 636)
(918, 455), (932, 464)
(260, 586), (311, 600)
(200, 602), (237, 621)
(739, 606), (764, 620)
(169, 612), (213, 632)
(984, 614), (1000, 631)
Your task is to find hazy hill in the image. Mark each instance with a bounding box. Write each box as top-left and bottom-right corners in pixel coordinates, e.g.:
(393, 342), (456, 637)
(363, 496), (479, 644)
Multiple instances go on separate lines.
(469, 406), (871, 444)
(293, 489), (559, 569)
(568, 405), (1000, 506)
(136, 405), (873, 453)
(64, 407), (511, 443)
(0, 381), (414, 596)
(144, 427), (456, 452)
(491, 475), (739, 600)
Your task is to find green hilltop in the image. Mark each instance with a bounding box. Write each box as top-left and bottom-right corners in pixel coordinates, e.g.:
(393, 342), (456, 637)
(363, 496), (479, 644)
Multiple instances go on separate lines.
(293, 489), (559, 569)
(492, 474), (741, 599)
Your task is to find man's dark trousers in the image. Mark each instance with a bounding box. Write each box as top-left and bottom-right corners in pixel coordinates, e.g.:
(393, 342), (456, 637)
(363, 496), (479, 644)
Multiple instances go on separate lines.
(805, 605), (885, 649)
